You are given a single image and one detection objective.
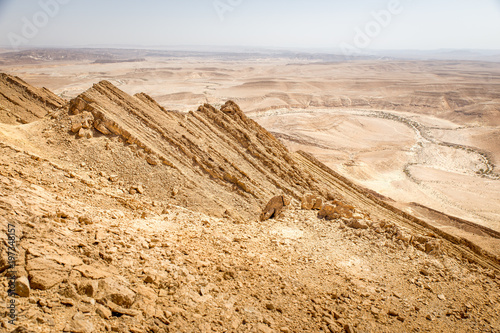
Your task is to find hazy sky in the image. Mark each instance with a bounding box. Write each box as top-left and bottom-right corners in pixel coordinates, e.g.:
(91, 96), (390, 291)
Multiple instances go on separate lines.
(0, 0), (499, 51)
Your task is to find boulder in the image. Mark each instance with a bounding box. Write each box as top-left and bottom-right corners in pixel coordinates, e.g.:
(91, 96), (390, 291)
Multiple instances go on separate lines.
(318, 203), (336, 220)
(301, 193), (324, 210)
(78, 128), (93, 139)
(318, 200), (355, 220)
(259, 195), (289, 221)
(301, 193), (315, 210)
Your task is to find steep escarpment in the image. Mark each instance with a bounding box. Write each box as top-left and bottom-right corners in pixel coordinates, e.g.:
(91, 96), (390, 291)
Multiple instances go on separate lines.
(63, 81), (319, 219)
(0, 73), (66, 124)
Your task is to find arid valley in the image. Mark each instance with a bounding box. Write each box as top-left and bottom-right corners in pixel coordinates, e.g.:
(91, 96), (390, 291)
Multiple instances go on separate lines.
(0, 48), (499, 332)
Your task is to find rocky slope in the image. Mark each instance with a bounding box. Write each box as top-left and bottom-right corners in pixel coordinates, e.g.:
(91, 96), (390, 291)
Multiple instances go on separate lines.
(0, 73), (66, 125)
(63, 80), (319, 220)
(0, 74), (499, 333)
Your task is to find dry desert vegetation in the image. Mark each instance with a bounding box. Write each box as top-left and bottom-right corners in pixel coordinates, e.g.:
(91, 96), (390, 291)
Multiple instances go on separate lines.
(0, 49), (499, 333)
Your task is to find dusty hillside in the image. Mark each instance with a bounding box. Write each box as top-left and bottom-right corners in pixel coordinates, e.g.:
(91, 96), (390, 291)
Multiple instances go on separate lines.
(26, 79), (321, 220)
(0, 74), (499, 333)
(0, 73), (66, 125)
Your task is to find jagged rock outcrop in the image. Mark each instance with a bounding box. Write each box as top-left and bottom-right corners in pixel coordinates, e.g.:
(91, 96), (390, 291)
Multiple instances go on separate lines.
(301, 193), (323, 210)
(0, 73), (66, 124)
(318, 200), (356, 220)
(66, 81), (320, 218)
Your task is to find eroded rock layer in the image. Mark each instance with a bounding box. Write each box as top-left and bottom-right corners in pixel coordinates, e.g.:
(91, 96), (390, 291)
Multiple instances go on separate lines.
(66, 80), (319, 218)
(0, 73), (66, 124)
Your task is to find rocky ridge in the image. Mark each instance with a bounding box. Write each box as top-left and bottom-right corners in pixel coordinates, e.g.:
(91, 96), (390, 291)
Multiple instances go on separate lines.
(63, 80), (319, 219)
(0, 73), (66, 125)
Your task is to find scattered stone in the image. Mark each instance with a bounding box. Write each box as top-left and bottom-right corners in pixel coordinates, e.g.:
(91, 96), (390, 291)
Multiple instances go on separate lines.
(144, 275), (155, 284)
(29, 270), (68, 290)
(130, 184), (145, 195)
(78, 128), (93, 139)
(78, 216), (94, 225)
(318, 200), (355, 220)
(301, 193), (315, 210)
(61, 298), (75, 307)
(146, 155), (159, 166)
(301, 193), (324, 210)
(420, 269), (431, 277)
(59, 283), (80, 300)
(437, 294), (446, 301)
(318, 203), (335, 220)
(97, 277), (136, 308)
(78, 303), (93, 313)
(15, 276), (30, 297)
(10, 327), (36, 333)
(106, 300), (141, 317)
(257, 323), (274, 333)
(425, 240), (441, 254)
(344, 324), (357, 333)
(57, 210), (70, 219)
(78, 280), (99, 298)
(64, 313), (94, 333)
(74, 264), (112, 279)
(352, 213), (364, 220)
(136, 184), (144, 194)
(94, 119), (112, 135)
(347, 219), (369, 230)
(388, 310), (399, 317)
(71, 122), (83, 133)
(312, 197), (323, 210)
(263, 315), (275, 327)
(266, 303), (276, 311)
(96, 304), (112, 320)
(109, 175), (119, 182)
(396, 229), (412, 243)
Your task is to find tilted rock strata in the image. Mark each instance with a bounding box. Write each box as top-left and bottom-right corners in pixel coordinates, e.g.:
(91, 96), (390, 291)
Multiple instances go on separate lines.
(67, 81), (320, 218)
(0, 73), (66, 124)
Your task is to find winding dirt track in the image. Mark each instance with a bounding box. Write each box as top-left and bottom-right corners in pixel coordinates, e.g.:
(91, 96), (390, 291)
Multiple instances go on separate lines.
(293, 151), (500, 274)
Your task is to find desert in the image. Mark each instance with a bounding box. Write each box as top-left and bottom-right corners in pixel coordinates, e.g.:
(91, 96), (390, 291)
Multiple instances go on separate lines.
(0, 47), (499, 333)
